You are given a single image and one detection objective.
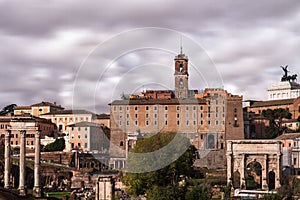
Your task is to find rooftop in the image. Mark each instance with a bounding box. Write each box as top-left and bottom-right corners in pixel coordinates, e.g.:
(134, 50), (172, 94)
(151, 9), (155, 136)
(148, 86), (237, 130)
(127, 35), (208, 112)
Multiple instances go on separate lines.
(31, 101), (64, 108)
(275, 133), (300, 140)
(249, 98), (295, 108)
(41, 109), (95, 115)
(110, 98), (206, 105)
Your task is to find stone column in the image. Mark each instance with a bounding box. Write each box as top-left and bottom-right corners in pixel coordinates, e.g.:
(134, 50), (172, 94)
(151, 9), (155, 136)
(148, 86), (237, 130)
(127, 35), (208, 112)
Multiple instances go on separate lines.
(4, 130), (11, 189)
(275, 154), (281, 189)
(19, 130), (26, 196)
(240, 154), (246, 189)
(33, 130), (41, 197)
(226, 153), (232, 184)
(262, 154), (268, 190)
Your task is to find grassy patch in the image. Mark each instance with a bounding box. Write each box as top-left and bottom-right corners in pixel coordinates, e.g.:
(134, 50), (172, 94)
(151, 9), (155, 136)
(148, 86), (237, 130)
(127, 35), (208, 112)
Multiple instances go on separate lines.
(44, 191), (71, 198)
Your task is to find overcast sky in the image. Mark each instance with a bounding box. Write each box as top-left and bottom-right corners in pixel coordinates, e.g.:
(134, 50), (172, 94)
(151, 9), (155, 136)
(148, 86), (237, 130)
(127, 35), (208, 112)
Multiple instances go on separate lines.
(1, 0), (300, 113)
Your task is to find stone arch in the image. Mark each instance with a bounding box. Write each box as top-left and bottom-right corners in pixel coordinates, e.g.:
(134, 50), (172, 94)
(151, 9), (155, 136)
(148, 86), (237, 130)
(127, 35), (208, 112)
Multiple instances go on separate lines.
(245, 160), (262, 190)
(268, 171), (275, 190)
(227, 140), (282, 191)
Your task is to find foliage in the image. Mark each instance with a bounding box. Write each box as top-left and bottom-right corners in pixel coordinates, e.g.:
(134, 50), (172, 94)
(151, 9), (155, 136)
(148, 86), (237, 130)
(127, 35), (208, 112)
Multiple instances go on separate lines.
(147, 185), (186, 200)
(185, 184), (212, 200)
(222, 183), (231, 199)
(122, 132), (198, 197)
(261, 108), (292, 138)
(43, 138), (65, 152)
(262, 193), (283, 200)
(0, 104), (17, 116)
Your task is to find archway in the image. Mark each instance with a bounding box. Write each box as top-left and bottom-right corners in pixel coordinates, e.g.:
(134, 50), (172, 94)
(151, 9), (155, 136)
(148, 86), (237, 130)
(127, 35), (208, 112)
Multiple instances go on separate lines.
(246, 161), (262, 190)
(233, 170), (241, 188)
(268, 171), (275, 190)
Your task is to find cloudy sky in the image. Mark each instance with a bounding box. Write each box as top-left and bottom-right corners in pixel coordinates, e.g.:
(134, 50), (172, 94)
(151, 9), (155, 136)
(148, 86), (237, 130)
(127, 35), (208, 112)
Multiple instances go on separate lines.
(1, 0), (300, 113)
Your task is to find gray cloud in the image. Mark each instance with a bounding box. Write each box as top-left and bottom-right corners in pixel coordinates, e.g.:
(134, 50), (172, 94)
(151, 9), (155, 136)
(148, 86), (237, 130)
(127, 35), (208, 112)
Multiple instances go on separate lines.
(0, 0), (300, 112)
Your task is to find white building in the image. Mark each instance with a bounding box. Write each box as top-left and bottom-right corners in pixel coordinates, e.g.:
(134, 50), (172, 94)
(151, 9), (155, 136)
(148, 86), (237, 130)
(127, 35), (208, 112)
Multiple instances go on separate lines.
(268, 81), (300, 100)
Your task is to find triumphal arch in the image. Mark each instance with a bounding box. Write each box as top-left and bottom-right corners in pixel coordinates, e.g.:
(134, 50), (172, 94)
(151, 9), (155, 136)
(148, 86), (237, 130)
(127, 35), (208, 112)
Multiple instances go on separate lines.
(227, 140), (282, 191)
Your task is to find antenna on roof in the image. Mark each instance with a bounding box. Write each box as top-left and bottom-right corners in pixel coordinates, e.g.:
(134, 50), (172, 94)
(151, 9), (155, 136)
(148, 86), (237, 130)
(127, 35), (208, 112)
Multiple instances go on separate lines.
(180, 36), (183, 54)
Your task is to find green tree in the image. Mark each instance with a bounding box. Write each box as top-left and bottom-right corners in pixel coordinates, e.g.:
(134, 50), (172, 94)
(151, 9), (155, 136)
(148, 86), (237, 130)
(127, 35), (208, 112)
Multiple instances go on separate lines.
(44, 138), (65, 152)
(185, 184), (212, 200)
(0, 104), (17, 116)
(261, 108), (292, 138)
(122, 132), (197, 197)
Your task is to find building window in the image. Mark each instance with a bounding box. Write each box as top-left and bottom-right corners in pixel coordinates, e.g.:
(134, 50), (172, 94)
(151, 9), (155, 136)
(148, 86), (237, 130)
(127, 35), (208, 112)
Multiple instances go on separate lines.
(85, 127), (87, 131)
(16, 141), (18, 145)
(126, 106), (129, 111)
(221, 143), (224, 149)
(186, 121), (189, 125)
(208, 120), (211, 125)
(200, 120), (203, 125)
(177, 113), (180, 118)
(165, 106), (168, 110)
(177, 106), (180, 110)
(134, 106), (138, 111)
(186, 113), (189, 118)
(127, 121), (129, 126)
(216, 121), (219, 125)
(294, 158), (297, 165)
(165, 114), (168, 118)
(165, 121), (168, 125)
(114, 106), (116, 111)
(200, 106), (203, 110)
(154, 114), (157, 118)
(154, 106), (157, 110)
(208, 100), (210, 105)
(119, 114), (122, 119)
(154, 121), (157, 125)
(208, 113), (210, 118)
(78, 134), (81, 139)
(85, 134), (87, 138)
(216, 100), (218, 105)
(186, 106), (189, 110)
(135, 121), (138, 126)
(85, 143), (88, 148)
(120, 106), (122, 111)
(135, 114), (138, 118)
(177, 121), (180, 125)
(193, 106), (196, 110)
(126, 114), (129, 118)
(200, 113), (203, 118)
(146, 121), (149, 126)
(234, 108), (237, 113)
(71, 143), (74, 148)
(146, 114), (149, 118)
(119, 121), (122, 126)
(78, 127), (81, 131)
(193, 121), (196, 125)
(146, 106), (149, 110)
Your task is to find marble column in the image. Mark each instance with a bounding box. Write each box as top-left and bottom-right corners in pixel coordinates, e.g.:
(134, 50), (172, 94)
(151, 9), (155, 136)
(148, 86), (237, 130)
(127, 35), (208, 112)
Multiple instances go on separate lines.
(262, 154), (268, 190)
(19, 130), (26, 196)
(240, 155), (246, 189)
(275, 154), (281, 189)
(4, 130), (11, 189)
(226, 153), (232, 184)
(33, 130), (41, 197)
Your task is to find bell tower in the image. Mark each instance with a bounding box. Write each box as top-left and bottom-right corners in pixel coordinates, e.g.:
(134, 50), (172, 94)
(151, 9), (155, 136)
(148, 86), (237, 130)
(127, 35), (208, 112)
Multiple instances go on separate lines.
(174, 47), (189, 98)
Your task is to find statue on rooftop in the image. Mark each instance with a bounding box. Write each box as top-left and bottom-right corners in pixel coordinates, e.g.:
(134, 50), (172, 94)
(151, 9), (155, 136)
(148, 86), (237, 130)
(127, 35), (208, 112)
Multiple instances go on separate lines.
(281, 65), (298, 82)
